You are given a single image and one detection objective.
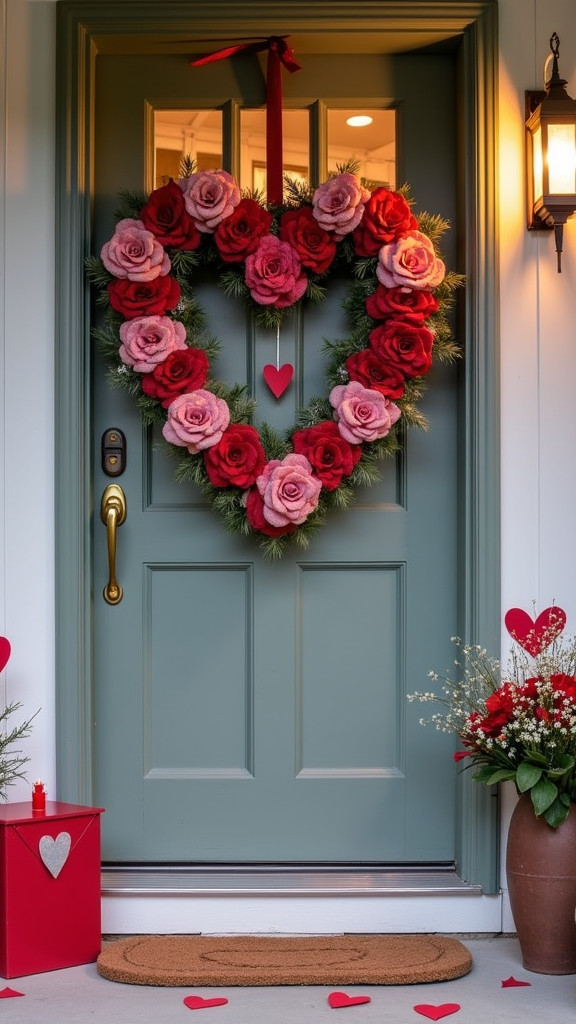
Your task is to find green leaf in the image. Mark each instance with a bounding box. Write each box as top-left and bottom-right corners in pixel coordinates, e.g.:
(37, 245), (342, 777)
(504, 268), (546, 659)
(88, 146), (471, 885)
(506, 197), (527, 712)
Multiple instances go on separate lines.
(481, 768), (516, 785)
(530, 777), (559, 816)
(516, 761), (543, 793)
(548, 757), (575, 779)
(544, 796), (571, 828)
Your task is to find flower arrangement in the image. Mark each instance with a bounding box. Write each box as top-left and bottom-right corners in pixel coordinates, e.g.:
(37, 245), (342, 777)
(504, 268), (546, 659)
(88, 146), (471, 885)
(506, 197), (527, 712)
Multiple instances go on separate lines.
(408, 606), (576, 828)
(87, 159), (462, 557)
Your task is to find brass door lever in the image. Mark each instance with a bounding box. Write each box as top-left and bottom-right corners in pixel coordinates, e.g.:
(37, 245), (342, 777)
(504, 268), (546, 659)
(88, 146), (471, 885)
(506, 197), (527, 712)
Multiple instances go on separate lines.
(100, 484), (127, 604)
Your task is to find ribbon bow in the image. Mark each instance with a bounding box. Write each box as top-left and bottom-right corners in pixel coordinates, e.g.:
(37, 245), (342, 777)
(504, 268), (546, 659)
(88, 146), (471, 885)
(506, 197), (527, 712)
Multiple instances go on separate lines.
(190, 37), (302, 205)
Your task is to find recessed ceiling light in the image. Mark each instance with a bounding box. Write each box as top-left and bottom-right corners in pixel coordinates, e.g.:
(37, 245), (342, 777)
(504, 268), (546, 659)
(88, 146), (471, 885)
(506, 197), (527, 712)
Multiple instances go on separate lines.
(346, 115), (373, 128)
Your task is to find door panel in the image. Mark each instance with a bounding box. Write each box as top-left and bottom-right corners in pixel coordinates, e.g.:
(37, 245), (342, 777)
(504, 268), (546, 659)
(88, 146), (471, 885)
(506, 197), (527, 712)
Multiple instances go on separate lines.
(92, 51), (458, 863)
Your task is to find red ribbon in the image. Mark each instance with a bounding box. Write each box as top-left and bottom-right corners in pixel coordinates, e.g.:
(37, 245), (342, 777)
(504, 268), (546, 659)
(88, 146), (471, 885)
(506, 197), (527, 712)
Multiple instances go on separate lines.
(190, 37), (302, 206)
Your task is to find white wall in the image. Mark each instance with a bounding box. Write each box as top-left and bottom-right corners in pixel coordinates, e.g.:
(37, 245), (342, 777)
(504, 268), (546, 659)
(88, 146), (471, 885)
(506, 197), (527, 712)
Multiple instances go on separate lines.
(2, 0), (576, 932)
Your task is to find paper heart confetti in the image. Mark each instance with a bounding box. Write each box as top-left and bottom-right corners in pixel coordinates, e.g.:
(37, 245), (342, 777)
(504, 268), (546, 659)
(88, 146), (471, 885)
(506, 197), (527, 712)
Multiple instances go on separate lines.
(413, 1005), (460, 1021)
(504, 605), (566, 657)
(183, 996), (229, 1010)
(0, 636), (11, 673)
(501, 976), (531, 987)
(0, 987), (25, 998)
(263, 363), (294, 398)
(39, 831), (71, 878)
(328, 991), (372, 1008)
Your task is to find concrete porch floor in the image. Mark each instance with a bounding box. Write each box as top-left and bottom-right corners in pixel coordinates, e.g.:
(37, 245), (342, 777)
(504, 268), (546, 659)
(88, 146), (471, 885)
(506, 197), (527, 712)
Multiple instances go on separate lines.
(2, 936), (575, 1023)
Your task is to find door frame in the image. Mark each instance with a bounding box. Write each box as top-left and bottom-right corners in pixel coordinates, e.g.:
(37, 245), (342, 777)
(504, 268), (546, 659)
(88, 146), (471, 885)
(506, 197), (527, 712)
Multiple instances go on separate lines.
(55, 0), (500, 891)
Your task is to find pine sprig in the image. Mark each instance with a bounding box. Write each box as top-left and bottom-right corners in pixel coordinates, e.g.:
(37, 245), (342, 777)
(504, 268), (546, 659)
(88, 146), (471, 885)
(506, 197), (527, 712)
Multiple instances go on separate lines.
(0, 702), (39, 799)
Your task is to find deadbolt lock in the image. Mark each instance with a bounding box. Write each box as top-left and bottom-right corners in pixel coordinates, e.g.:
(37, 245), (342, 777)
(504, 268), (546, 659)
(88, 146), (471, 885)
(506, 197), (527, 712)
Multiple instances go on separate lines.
(101, 428), (126, 477)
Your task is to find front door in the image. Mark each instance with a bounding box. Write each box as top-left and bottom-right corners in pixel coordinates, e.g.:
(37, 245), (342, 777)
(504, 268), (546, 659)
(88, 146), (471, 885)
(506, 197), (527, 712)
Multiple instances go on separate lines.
(90, 48), (459, 864)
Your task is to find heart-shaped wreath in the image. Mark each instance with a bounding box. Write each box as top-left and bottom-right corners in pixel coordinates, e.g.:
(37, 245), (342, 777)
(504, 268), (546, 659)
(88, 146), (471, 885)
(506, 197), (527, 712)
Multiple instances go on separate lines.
(87, 160), (461, 557)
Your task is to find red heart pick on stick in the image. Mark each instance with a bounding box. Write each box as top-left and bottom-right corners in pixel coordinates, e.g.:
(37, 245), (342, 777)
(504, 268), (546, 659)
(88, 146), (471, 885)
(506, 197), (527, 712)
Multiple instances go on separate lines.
(183, 995), (229, 1010)
(263, 363), (294, 398)
(504, 606), (566, 657)
(0, 637), (11, 673)
(328, 992), (371, 1008)
(413, 1006), (461, 1021)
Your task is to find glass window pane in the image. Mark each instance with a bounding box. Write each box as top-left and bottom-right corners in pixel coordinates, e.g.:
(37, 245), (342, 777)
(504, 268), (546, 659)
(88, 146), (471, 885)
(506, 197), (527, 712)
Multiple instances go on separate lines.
(327, 108), (396, 187)
(548, 123), (576, 194)
(154, 110), (223, 188)
(240, 108), (309, 197)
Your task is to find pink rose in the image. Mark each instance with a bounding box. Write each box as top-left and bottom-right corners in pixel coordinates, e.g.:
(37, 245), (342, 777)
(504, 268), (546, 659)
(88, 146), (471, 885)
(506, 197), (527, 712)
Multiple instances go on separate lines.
(179, 170), (241, 232)
(100, 218), (171, 282)
(162, 389), (230, 454)
(377, 231), (445, 291)
(244, 235), (308, 308)
(256, 453), (322, 527)
(329, 380), (401, 444)
(119, 316), (187, 372)
(312, 172), (370, 239)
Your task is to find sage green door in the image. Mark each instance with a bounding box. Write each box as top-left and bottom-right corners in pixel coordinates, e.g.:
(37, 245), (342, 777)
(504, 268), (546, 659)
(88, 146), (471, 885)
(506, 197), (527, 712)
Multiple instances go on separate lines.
(92, 49), (458, 863)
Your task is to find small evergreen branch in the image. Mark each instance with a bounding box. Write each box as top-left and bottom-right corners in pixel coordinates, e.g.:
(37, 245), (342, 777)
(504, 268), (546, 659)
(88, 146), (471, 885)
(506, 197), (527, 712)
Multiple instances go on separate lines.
(0, 703), (39, 800)
(115, 189), (148, 220)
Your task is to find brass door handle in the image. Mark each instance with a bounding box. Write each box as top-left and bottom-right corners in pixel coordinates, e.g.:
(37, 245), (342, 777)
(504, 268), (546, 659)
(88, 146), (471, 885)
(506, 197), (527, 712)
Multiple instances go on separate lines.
(100, 484), (127, 605)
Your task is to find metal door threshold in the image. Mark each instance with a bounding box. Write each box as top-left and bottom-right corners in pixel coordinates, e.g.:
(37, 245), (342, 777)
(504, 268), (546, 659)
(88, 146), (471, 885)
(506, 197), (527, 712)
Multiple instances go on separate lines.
(101, 865), (482, 897)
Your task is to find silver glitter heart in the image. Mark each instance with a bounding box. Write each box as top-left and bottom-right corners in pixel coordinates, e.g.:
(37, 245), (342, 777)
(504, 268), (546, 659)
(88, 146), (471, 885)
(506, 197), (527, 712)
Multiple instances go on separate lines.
(39, 832), (71, 878)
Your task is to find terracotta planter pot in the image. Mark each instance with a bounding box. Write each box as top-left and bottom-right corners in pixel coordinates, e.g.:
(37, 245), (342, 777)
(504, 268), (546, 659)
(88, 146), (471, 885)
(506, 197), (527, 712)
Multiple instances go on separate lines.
(506, 792), (576, 974)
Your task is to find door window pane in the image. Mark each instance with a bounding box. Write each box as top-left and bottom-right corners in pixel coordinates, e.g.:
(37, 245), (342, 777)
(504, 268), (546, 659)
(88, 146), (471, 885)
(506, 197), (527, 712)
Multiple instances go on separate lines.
(327, 108), (396, 187)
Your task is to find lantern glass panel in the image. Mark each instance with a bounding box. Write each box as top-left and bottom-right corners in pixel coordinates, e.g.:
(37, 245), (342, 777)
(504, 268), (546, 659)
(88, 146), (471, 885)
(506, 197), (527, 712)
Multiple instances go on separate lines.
(547, 122), (576, 194)
(532, 124), (543, 200)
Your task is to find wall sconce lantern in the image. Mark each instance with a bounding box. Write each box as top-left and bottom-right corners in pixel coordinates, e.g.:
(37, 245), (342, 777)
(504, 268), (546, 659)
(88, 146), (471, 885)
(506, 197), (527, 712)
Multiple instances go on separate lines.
(526, 33), (576, 272)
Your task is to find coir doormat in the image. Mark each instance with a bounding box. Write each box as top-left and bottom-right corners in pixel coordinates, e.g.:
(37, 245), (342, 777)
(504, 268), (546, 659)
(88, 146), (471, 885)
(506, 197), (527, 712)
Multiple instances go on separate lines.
(97, 934), (472, 987)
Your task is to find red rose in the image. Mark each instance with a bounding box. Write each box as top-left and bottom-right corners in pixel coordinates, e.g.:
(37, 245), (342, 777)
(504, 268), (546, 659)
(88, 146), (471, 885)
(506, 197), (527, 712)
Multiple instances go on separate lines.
(345, 349), (406, 399)
(204, 424), (266, 489)
(366, 284), (439, 324)
(245, 488), (297, 537)
(352, 187), (418, 257)
(214, 198), (272, 263)
(140, 179), (202, 250)
(292, 421), (362, 491)
(551, 673), (576, 702)
(107, 275), (181, 318)
(279, 206), (337, 274)
(369, 319), (434, 378)
(141, 348), (209, 407)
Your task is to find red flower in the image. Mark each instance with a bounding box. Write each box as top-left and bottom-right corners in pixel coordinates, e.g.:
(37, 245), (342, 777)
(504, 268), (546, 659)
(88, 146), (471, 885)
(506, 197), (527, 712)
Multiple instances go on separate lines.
(204, 424), (266, 489)
(140, 179), (202, 250)
(352, 187), (418, 257)
(213, 198), (272, 263)
(453, 750), (473, 761)
(280, 206), (337, 274)
(366, 283), (439, 324)
(345, 349), (405, 399)
(292, 421), (362, 491)
(369, 319), (434, 378)
(550, 673), (576, 702)
(107, 275), (181, 318)
(141, 348), (209, 407)
(245, 488), (298, 537)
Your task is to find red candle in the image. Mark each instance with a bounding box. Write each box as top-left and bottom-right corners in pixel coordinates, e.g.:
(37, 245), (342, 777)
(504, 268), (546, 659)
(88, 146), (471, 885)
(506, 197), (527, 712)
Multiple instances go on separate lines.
(32, 781), (46, 811)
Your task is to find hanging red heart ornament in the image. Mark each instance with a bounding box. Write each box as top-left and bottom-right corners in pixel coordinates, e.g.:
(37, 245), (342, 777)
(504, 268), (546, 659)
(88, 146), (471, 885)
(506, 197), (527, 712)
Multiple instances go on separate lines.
(263, 363), (294, 398)
(0, 636), (11, 673)
(504, 606), (566, 657)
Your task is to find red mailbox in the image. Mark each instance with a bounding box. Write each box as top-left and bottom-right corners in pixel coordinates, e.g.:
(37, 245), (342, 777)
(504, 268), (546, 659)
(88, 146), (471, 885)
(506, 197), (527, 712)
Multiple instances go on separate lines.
(0, 801), (104, 978)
